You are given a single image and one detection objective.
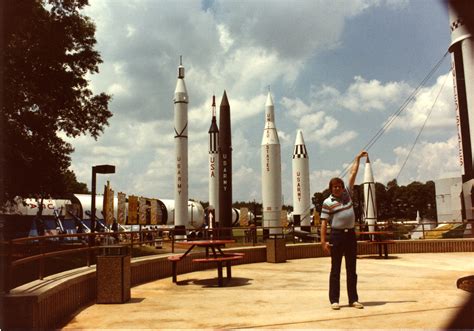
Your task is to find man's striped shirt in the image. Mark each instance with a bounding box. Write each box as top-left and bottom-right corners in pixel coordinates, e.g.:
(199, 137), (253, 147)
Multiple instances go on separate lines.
(320, 188), (355, 229)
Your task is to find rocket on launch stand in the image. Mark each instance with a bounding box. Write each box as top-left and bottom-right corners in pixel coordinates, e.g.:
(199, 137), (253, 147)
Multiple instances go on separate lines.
(448, 1), (474, 237)
(292, 130), (311, 231)
(261, 91), (282, 235)
(173, 57), (189, 237)
(208, 96), (219, 230)
(218, 91), (233, 239)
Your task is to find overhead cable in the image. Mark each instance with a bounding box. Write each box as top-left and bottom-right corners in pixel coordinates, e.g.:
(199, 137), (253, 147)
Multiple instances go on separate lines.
(339, 51), (450, 179)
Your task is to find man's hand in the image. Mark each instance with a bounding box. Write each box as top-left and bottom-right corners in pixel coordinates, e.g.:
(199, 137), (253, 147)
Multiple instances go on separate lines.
(322, 241), (331, 255)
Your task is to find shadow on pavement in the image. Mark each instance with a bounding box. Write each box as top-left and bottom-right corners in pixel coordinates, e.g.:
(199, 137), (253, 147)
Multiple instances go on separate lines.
(175, 277), (252, 287)
(361, 300), (417, 307)
(358, 256), (400, 260)
(194, 277), (252, 288)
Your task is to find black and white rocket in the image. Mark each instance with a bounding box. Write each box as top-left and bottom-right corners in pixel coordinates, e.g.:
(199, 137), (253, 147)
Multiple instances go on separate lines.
(448, 0), (474, 233)
(173, 57), (188, 234)
(218, 91), (233, 238)
(292, 130), (311, 230)
(261, 91), (282, 235)
(362, 157), (377, 233)
(208, 95), (219, 229)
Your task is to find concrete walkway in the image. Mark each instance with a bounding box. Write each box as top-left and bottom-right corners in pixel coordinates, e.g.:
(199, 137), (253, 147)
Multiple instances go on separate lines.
(63, 252), (474, 329)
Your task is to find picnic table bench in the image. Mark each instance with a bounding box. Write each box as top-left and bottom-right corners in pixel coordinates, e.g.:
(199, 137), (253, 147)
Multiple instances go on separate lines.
(167, 240), (244, 286)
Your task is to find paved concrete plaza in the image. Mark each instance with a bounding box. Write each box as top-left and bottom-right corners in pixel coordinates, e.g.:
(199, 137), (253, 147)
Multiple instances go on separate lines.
(63, 252), (474, 329)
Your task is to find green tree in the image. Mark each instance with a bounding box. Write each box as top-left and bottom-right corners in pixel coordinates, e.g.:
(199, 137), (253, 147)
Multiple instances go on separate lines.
(312, 179), (437, 222)
(2, 0), (111, 201)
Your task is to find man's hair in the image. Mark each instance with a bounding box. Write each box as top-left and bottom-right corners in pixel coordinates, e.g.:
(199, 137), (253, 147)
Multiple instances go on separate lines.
(328, 177), (345, 192)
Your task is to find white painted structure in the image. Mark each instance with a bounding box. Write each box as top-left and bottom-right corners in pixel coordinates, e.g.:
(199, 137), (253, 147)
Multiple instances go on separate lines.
(434, 177), (462, 223)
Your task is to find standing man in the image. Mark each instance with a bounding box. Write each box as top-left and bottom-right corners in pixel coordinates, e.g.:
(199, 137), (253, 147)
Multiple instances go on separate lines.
(320, 151), (368, 310)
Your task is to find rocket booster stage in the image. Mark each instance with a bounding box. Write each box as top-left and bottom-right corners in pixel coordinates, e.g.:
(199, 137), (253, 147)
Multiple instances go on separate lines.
(208, 96), (219, 229)
(292, 130), (311, 229)
(173, 58), (189, 233)
(261, 92), (282, 235)
(218, 91), (233, 238)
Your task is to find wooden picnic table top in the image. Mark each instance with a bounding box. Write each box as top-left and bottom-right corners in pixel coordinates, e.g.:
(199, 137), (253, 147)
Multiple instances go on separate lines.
(176, 239), (235, 246)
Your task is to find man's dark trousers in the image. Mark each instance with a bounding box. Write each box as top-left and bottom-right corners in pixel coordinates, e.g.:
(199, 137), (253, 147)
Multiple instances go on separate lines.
(329, 228), (358, 304)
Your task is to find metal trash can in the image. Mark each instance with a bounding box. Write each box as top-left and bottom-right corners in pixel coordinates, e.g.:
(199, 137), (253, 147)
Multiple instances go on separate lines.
(266, 236), (286, 263)
(97, 245), (131, 304)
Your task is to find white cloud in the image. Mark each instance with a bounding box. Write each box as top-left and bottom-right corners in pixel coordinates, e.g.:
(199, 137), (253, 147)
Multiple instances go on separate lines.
(281, 99), (358, 148)
(389, 72), (456, 131)
(371, 136), (461, 185)
(340, 76), (412, 112)
(217, 24), (234, 52)
(212, 0), (386, 59)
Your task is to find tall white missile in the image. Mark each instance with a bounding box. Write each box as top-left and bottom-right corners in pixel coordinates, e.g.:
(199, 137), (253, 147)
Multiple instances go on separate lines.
(208, 95), (219, 229)
(261, 91), (282, 235)
(363, 157), (377, 233)
(173, 57), (188, 235)
(292, 130), (311, 231)
(448, 1), (474, 235)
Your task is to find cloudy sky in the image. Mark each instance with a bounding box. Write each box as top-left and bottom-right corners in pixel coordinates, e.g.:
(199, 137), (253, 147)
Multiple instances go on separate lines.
(66, 0), (460, 205)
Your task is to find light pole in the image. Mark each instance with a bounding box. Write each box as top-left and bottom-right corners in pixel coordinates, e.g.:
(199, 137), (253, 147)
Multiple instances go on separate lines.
(91, 165), (115, 233)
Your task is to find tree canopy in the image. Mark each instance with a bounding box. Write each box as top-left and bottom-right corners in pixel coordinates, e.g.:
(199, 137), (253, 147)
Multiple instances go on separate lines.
(312, 179), (437, 221)
(2, 0), (111, 201)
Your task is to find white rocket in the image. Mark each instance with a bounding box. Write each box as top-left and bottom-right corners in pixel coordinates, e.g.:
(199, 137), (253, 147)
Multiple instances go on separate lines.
(448, 1), (474, 234)
(208, 95), (219, 229)
(292, 130), (311, 230)
(173, 57), (189, 235)
(363, 157), (377, 232)
(261, 91), (282, 235)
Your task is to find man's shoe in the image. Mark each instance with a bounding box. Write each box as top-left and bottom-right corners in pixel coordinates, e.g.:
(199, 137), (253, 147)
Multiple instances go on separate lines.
(351, 301), (364, 309)
(331, 302), (340, 310)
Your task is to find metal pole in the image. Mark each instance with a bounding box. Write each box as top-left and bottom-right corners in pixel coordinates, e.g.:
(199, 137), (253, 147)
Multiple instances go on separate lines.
(91, 167), (97, 233)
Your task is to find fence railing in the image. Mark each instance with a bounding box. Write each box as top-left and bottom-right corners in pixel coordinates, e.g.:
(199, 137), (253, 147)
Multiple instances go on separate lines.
(2, 220), (470, 292)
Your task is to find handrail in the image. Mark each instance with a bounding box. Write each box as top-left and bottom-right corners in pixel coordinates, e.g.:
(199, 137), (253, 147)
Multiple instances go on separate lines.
(2, 221), (469, 292)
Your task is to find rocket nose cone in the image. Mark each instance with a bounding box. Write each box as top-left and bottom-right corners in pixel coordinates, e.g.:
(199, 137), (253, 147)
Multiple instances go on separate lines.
(295, 130), (306, 145)
(363, 160), (374, 182)
(220, 90), (229, 106)
(265, 92), (274, 107)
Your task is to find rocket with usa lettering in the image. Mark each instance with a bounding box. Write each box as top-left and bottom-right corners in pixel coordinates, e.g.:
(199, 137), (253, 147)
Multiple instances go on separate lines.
(292, 130), (311, 231)
(363, 157), (377, 233)
(173, 57), (188, 235)
(218, 90), (233, 238)
(261, 91), (282, 235)
(208, 95), (219, 229)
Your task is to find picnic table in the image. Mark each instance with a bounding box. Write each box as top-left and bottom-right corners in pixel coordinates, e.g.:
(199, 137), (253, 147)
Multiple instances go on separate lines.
(167, 239), (244, 286)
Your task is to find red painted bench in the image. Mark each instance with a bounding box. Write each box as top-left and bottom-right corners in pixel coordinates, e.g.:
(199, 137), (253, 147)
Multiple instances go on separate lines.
(192, 253), (244, 287)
